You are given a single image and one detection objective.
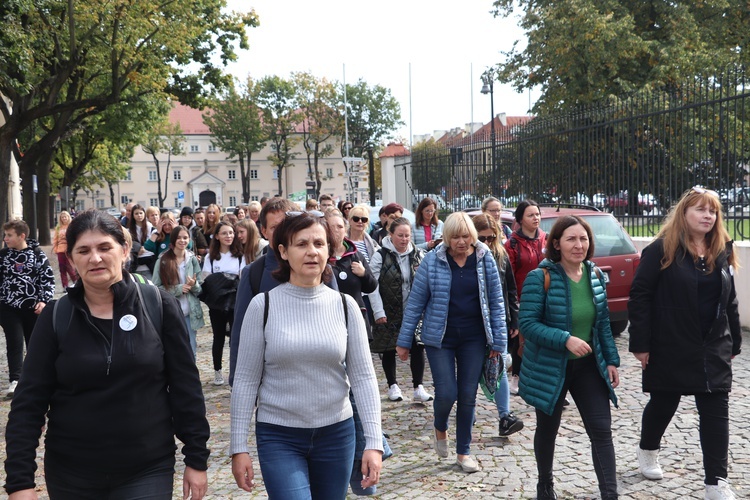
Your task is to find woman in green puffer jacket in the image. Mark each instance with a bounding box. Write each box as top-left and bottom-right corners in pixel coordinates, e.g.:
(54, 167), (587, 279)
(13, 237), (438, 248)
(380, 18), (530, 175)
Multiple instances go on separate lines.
(519, 215), (620, 500)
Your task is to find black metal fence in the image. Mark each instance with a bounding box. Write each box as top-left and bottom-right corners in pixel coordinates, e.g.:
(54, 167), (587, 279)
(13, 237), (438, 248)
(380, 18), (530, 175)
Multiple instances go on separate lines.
(406, 68), (750, 240)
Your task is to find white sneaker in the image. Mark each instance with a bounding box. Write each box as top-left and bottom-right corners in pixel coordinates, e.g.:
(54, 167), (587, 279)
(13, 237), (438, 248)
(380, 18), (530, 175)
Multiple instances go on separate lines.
(509, 375), (519, 395)
(637, 447), (663, 480)
(213, 370), (224, 386)
(387, 384), (403, 401)
(413, 384), (434, 402)
(705, 478), (736, 500)
(7, 380), (18, 397)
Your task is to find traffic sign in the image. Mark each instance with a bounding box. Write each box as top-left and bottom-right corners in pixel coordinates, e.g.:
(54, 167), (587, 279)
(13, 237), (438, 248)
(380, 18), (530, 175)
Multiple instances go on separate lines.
(342, 157), (365, 163)
(177, 190), (185, 201)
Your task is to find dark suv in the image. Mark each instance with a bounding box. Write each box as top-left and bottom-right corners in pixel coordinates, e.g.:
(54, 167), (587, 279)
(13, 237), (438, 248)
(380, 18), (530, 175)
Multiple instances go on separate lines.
(499, 204), (640, 335)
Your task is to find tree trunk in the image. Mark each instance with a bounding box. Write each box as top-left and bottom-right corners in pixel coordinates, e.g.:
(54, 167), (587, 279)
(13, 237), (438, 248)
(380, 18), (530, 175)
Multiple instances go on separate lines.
(239, 153), (249, 203)
(0, 131), (13, 227)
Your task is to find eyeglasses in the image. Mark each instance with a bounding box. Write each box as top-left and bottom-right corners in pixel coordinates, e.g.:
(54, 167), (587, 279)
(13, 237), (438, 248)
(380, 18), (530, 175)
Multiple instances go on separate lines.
(423, 209), (436, 215)
(478, 235), (497, 243)
(351, 216), (369, 223)
(286, 210), (325, 218)
(487, 209), (502, 214)
(690, 186), (719, 197)
(342, 205), (353, 211)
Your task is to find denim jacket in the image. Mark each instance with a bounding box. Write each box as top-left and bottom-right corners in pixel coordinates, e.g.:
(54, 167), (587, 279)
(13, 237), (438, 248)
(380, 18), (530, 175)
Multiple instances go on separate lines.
(396, 242), (507, 352)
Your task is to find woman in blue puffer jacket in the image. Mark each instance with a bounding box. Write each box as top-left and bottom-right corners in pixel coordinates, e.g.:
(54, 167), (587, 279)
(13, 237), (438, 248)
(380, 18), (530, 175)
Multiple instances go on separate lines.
(519, 215), (620, 500)
(397, 212), (506, 474)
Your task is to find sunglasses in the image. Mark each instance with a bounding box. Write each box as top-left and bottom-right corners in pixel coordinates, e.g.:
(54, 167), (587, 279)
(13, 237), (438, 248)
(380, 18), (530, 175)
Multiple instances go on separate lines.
(285, 210), (325, 218)
(478, 235), (497, 243)
(351, 216), (369, 223)
(343, 205), (353, 211)
(690, 186), (719, 197)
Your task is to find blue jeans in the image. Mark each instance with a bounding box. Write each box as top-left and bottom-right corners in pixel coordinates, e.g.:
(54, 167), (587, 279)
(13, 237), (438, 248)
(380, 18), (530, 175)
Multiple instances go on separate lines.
(534, 354), (617, 499)
(256, 417), (355, 500)
(425, 326), (486, 455)
(494, 370), (511, 416)
(183, 314), (197, 358)
(44, 454), (174, 499)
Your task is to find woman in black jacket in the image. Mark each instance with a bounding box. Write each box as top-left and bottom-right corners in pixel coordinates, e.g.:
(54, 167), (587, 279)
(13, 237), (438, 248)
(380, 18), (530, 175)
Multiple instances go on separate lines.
(4, 209), (210, 500)
(629, 187), (741, 500)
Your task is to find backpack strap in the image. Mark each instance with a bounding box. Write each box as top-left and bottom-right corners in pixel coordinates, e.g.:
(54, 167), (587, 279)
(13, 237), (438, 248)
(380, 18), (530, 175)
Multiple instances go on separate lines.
(52, 295), (74, 342)
(263, 290), (348, 329)
(341, 292), (348, 329)
(263, 290), (270, 329)
(542, 267), (550, 292)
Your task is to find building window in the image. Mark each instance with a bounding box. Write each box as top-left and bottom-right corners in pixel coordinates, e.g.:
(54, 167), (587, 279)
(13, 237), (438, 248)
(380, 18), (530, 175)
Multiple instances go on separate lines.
(208, 144), (217, 153)
(229, 196), (237, 207)
(125, 171), (132, 181)
(228, 170), (236, 180)
(150, 198), (158, 207)
(250, 169), (258, 180)
(148, 171), (157, 181)
(190, 144), (200, 153)
(175, 198), (181, 208)
(121, 195), (129, 204)
(272, 169), (279, 180)
(173, 170), (182, 180)
(326, 168), (333, 178)
(75, 200), (86, 211)
(251, 195), (259, 201)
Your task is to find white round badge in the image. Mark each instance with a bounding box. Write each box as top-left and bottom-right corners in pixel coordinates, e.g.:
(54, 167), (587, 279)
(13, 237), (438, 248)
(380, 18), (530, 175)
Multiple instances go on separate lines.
(339, 271), (348, 280)
(119, 314), (138, 331)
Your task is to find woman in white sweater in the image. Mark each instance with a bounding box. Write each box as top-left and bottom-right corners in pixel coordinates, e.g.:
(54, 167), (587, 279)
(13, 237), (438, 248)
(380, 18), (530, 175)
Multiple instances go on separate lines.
(230, 212), (383, 499)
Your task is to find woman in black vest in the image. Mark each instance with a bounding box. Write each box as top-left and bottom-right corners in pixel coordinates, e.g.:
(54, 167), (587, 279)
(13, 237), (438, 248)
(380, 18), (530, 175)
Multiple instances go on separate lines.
(369, 217), (432, 403)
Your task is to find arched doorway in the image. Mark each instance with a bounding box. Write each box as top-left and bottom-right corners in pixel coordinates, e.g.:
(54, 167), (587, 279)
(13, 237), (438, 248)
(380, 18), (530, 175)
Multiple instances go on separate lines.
(199, 190), (216, 208)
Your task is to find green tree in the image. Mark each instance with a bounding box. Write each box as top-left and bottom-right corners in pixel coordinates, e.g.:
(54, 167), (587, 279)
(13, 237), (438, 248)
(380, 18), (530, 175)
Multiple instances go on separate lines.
(203, 77), (265, 204)
(341, 79), (403, 200)
(0, 0), (257, 241)
(491, 0), (750, 113)
(141, 120), (186, 207)
(292, 72), (343, 198)
(255, 75), (300, 197)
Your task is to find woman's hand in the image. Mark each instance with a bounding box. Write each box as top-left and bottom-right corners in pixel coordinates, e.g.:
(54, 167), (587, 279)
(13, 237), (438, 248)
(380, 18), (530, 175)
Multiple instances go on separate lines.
(8, 489), (38, 500)
(360, 449), (383, 489)
(33, 302), (46, 315)
(508, 328), (519, 338)
(633, 352), (649, 370)
(488, 350), (501, 358)
(396, 346), (410, 361)
(231, 453), (255, 492)
(351, 260), (365, 277)
(607, 365), (620, 389)
(375, 317), (387, 324)
(565, 336), (592, 357)
(182, 466), (207, 500)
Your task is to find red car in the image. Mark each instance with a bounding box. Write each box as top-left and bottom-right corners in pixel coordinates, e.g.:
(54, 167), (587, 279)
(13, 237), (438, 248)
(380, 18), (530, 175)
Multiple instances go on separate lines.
(472, 205), (640, 335)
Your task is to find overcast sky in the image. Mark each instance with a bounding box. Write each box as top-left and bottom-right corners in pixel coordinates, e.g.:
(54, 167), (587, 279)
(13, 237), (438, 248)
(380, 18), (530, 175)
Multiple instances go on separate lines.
(223, 0), (539, 143)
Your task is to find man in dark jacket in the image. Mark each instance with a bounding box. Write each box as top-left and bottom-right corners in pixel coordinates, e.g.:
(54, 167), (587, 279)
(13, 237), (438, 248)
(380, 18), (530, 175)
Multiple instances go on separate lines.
(0, 220), (55, 397)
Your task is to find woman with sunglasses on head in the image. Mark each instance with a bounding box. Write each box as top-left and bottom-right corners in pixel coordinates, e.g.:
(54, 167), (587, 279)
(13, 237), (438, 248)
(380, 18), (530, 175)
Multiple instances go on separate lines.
(412, 197), (444, 251)
(472, 214), (524, 437)
(202, 222), (244, 386)
(629, 187), (741, 500)
(369, 217), (432, 403)
(231, 212), (383, 499)
(347, 205), (380, 263)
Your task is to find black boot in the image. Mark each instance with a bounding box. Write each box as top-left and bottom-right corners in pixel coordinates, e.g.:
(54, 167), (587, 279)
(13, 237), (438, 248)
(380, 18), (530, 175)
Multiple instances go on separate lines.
(537, 481), (558, 500)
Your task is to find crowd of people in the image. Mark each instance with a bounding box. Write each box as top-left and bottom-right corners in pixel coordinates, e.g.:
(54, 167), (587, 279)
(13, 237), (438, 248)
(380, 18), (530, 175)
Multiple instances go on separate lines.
(0, 187), (743, 499)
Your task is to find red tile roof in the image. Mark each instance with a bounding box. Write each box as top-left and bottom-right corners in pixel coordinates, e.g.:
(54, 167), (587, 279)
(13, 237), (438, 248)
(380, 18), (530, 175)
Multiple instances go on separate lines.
(169, 102), (211, 135)
(472, 116), (532, 142)
(380, 143), (410, 158)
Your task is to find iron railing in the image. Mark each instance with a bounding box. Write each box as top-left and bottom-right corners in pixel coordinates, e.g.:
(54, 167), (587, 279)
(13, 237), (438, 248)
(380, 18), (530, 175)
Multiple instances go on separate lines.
(406, 68), (750, 240)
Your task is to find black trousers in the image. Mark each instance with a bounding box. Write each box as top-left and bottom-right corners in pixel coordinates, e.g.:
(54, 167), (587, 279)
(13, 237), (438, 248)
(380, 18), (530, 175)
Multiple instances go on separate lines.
(0, 304), (38, 382)
(209, 308), (233, 371)
(640, 390), (730, 485)
(381, 337), (426, 387)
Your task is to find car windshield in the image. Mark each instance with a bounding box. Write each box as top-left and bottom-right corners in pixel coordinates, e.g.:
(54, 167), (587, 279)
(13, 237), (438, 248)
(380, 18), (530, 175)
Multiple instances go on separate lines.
(540, 215), (637, 257)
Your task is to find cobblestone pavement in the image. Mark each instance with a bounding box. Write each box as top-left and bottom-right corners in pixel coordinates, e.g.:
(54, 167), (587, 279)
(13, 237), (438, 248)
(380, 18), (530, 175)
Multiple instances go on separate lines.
(0, 249), (748, 498)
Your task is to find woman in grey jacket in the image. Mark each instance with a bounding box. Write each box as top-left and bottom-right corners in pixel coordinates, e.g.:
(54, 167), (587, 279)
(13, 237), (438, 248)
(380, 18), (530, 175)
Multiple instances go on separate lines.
(396, 212), (506, 474)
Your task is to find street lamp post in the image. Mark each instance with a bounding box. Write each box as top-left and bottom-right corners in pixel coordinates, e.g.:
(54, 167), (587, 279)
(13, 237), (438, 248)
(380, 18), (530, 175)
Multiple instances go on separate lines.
(481, 70), (496, 194)
(89, 189), (99, 209)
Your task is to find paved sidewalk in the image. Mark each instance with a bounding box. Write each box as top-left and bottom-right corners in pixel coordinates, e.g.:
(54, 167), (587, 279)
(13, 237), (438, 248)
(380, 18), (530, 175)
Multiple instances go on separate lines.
(1, 250), (748, 498)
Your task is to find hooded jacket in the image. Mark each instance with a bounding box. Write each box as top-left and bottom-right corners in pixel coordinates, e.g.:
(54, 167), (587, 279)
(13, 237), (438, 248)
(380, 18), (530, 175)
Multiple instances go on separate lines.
(368, 237), (424, 352)
(628, 238), (741, 393)
(396, 242), (507, 353)
(518, 259), (620, 416)
(4, 273), (209, 494)
(0, 239), (55, 309)
(153, 250), (205, 330)
(505, 228), (547, 299)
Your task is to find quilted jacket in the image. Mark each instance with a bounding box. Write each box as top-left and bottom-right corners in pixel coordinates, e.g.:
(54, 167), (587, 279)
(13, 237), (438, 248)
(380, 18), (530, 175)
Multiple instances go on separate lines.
(411, 220), (444, 250)
(518, 259), (620, 416)
(396, 242), (507, 353)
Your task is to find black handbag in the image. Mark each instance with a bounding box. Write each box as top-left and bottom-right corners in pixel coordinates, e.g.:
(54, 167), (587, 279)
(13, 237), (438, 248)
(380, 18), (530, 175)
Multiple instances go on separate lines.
(198, 272), (239, 312)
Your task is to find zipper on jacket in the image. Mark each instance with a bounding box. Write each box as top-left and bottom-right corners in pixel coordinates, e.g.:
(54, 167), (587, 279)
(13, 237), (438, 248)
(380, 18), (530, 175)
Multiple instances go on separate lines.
(81, 312), (114, 375)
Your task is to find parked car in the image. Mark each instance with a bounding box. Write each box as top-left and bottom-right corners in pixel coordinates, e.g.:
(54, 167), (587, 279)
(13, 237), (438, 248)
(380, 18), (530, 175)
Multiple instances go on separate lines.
(104, 207), (121, 218)
(498, 205), (640, 335)
(604, 191), (658, 215)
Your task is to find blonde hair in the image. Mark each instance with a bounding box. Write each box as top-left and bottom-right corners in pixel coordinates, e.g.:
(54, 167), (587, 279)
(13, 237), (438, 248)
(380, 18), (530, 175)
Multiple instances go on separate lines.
(236, 219), (262, 264)
(54, 211), (71, 239)
(442, 212), (478, 244)
(472, 213), (506, 260)
(145, 206), (160, 220)
(348, 204), (370, 220)
(657, 188), (739, 272)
